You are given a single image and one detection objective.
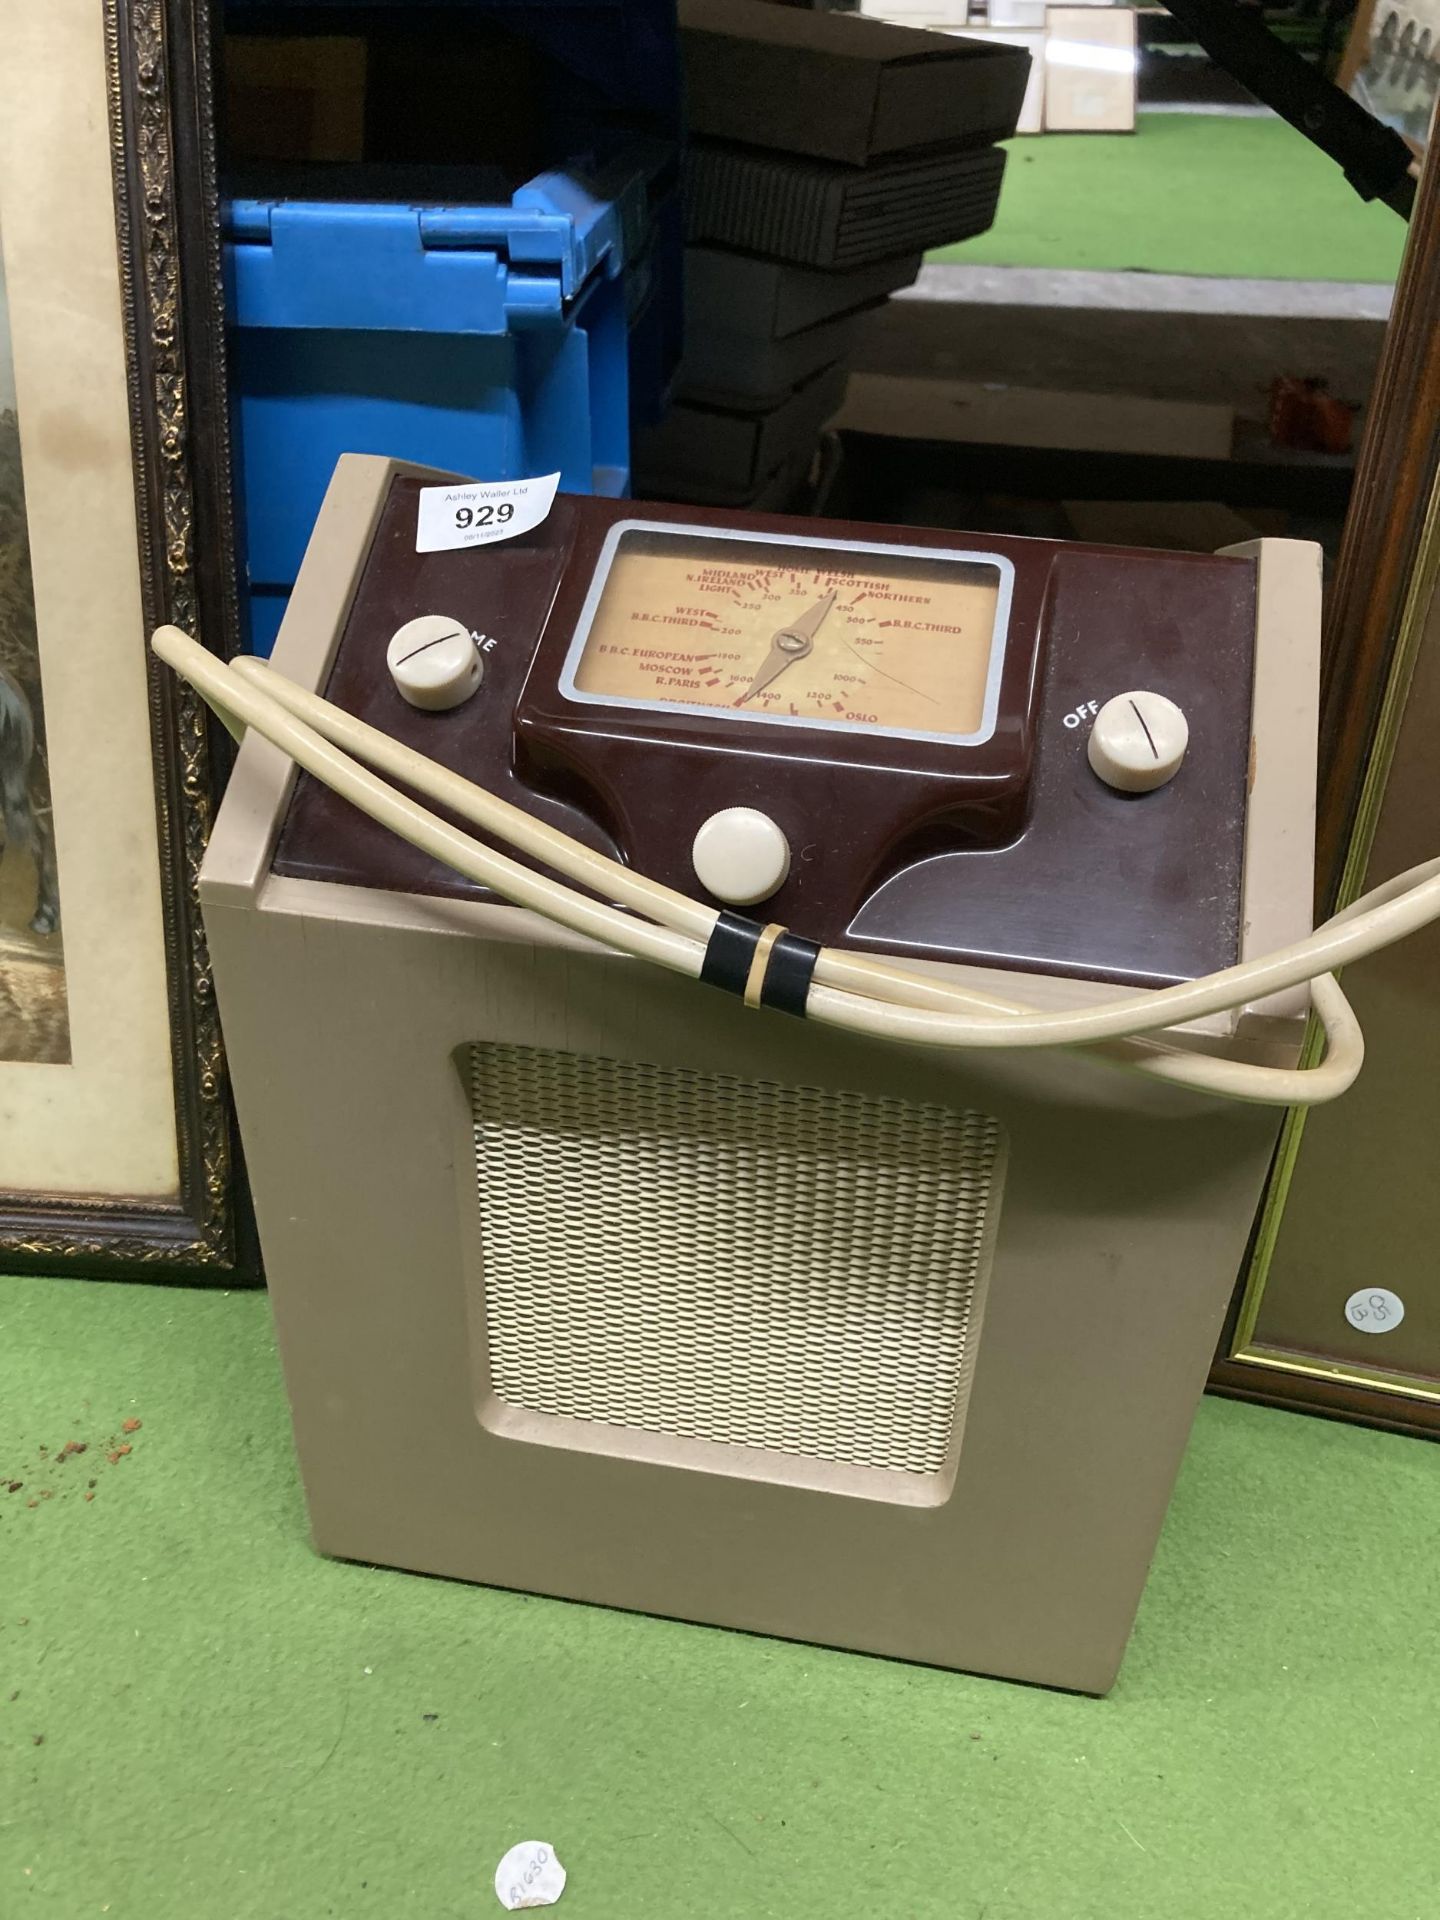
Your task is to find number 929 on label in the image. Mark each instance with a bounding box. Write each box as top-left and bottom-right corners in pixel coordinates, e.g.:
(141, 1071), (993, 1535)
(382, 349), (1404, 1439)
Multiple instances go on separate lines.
(416, 472), (561, 554)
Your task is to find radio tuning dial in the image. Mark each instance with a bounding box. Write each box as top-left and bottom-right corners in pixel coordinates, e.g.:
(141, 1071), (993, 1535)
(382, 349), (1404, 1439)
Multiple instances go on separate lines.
(387, 615), (482, 711)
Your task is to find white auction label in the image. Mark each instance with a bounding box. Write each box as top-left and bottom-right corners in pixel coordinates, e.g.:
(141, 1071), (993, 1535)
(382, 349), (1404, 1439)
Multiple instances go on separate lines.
(494, 1840), (566, 1911)
(1344, 1287), (1405, 1334)
(416, 473), (560, 553)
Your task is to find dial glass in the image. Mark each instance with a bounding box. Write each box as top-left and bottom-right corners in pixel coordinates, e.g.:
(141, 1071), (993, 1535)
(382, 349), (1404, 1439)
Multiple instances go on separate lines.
(560, 524), (1012, 743)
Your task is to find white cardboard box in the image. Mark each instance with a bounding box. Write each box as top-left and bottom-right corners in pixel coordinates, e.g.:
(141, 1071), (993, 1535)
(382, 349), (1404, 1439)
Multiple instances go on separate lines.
(1044, 5), (1136, 131)
(987, 0), (1046, 28)
(859, 0), (971, 22)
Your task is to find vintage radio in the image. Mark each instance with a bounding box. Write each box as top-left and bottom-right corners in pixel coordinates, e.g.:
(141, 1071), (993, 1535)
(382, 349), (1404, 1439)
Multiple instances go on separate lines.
(155, 452), (1398, 1695)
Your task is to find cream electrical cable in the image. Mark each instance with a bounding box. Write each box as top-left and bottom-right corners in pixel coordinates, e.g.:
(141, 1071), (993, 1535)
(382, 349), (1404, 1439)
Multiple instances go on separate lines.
(156, 630), (701, 974)
(218, 646), (1361, 1106)
(156, 627), (1374, 1105)
(159, 627), (1361, 1102)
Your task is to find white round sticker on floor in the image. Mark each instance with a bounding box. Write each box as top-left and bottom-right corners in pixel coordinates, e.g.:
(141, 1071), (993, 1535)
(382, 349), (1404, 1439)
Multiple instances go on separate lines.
(1344, 1287), (1405, 1334)
(494, 1840), (566, 1910)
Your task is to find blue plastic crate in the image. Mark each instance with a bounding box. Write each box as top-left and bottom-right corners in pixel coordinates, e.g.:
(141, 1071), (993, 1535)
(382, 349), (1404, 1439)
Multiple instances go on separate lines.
(223, 0), (685, 432)
(226, 151), (654, 653)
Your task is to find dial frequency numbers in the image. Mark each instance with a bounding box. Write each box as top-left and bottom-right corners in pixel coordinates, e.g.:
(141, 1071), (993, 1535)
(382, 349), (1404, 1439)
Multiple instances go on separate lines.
(573, 549), (999, 735)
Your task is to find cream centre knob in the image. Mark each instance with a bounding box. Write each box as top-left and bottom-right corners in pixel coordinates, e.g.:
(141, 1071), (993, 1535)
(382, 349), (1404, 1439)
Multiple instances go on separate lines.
(1087, 691), (1189, 793)
(692, 808), (792, 906)
(386, 615), (482, 711)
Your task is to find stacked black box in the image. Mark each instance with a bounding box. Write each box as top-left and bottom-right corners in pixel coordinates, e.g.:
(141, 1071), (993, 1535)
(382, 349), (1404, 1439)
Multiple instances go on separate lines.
(634, 0), (1030, 505)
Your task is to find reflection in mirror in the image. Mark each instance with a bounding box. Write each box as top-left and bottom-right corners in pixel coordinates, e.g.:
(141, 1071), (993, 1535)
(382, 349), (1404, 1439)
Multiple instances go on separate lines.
(0, 218), (68, 1063)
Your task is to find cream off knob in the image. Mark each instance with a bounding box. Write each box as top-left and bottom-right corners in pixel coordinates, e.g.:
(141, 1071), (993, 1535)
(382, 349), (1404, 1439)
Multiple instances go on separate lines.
(1087, 691), (1189, 794)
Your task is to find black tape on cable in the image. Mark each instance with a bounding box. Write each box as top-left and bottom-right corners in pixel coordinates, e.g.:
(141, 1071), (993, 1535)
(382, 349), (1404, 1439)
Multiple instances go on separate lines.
(699, 911), (764, 999)
(760, 931), (820, 1018)
(699, 914), (818, 1016)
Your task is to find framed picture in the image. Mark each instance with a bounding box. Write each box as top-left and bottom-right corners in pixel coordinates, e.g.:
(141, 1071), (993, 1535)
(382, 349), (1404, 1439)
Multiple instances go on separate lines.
(0, 0), (251, 1277)
(1339, 0), (1439, 162)
(1211, 149), (1440, 1434)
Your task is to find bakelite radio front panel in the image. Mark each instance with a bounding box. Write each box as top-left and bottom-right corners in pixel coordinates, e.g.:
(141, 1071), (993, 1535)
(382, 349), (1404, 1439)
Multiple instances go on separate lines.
(273, 478), (1258, 988)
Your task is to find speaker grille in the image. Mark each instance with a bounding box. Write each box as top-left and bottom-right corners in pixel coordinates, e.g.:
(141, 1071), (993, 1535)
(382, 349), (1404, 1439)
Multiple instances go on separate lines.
(468, 1042), (1004, 1476)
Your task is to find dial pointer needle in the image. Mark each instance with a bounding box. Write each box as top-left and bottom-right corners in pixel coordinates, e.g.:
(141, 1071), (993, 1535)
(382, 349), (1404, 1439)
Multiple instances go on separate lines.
(737, 589), (836, 705)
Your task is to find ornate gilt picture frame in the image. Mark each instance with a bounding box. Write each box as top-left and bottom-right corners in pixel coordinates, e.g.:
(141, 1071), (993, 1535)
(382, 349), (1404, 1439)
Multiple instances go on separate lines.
(0, 0), (250, 1278)
(1211, 148), (1440, 1433)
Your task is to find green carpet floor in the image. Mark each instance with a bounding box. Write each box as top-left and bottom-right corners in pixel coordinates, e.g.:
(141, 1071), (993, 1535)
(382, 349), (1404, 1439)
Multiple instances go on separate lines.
(3, 1274), (1438, 1919)
(934, 114), (1407, 282)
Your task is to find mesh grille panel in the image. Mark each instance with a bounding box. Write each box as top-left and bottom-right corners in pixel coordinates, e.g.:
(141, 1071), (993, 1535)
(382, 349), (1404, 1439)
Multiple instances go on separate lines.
(469, 1042), (1004, 1476)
